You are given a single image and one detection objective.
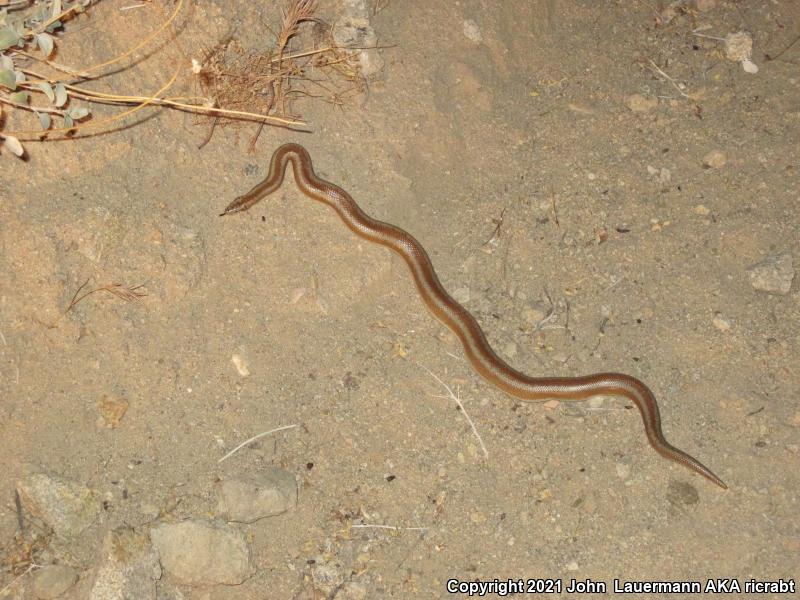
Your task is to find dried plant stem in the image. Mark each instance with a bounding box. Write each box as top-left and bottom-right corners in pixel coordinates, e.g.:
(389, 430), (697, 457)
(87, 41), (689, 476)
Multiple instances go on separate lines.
(35, 77), (308, 128)
(7, 49), (89, 78)
(218, 424), (299, 463)
(423, 367), (489, 459)
(5, 67), (179, 139)
(66, 279), (147, 313)
(0, 94), (65, 115)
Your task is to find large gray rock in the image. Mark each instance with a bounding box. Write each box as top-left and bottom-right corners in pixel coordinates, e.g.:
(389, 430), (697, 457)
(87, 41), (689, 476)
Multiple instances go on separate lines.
(16, 473), (101, 539)
(216, 468), (297, 523)
(150, 520), (252, 585)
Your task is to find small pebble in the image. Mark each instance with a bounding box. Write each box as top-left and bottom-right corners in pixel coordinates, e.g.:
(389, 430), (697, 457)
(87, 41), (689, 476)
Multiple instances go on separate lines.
(334, 582), (368, 600)
(587, 396), (605, 409)
(462, 19), (483, 43)
(565, 561), (579, 571)
(522, 305), (547, 326)
(712, 313), (731, 332)
(725, 31), (758, 72)
(626, 94), (658, 113)
(747, 253), (794, 295)
(231, 354), (250, 377)
(312, 563), (343, 595)
(694, 204), (711, 215)
(97, 394), (128, 429)
(452, 287), (471, 304)
(470, 511), (487, 524)
(502, 341), (518, 359)
(702, 150), (727, 169)
(615, 463), (631, 480)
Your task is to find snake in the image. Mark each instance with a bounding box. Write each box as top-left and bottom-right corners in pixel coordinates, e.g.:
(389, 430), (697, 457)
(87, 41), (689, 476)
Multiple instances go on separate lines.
(220, 143), (727, 489)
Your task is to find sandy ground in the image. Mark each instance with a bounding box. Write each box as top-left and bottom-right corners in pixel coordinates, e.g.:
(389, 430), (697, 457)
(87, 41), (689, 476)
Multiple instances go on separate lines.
(1, 0), (798, 598)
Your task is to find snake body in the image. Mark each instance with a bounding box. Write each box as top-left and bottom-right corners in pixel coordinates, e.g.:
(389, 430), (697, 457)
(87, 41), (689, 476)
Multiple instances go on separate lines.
(221, 143), (726, 489)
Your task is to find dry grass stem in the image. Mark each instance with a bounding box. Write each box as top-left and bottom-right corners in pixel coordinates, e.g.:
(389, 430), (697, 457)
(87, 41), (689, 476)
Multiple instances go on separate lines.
(218, 424), (299, 464)
(350, 524), (428, 532)
(66, 279), (147, 313)
(423, 367), (489, 459)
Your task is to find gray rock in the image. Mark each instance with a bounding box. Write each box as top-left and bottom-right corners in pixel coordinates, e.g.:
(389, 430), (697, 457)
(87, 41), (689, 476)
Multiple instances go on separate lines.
(626, 94), (658, 113)
(16, 473), (102, 539)
(747, 253), (794, 295)
(333, 16), (384, 79)
(90, 527), (161, 600)
(216, 468), (297, 523)
(150, 520), (252, 585)
(31, 564), (79, 599)
(334, 581), (368, 600)
(312, 563), (343, 596)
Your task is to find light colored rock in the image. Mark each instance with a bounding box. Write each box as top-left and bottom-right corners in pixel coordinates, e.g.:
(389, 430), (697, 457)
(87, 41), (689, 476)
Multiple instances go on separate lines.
(16, 473), (102, 539)
(725, 31), (758, 73)
(747, 253), (794, 295)
(90, 527), (160, 600)
(702, 149), (727, 169)
(712, 313), (731, 332)
(312, 563), (343, 596)
(97, 394), (128, 428)
(452, 287), (471, 304)
(216, 468), (297, 523)
(150, 520), (252, 585)
(626, 94), (658, 113)
(502, 341), (518, 359)
(725, 31), (753, 62)
(462, 19), (483, 43)
(31, 564), (78, 599)
(334, 581), (368, 600)
(333, 16), (384, 79)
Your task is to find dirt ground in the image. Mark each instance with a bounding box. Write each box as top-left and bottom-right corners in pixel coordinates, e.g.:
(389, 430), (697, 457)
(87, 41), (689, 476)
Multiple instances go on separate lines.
(1, 0), (798, 598)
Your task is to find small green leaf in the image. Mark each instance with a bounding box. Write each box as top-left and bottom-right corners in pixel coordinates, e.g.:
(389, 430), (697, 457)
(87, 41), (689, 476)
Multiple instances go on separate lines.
(46, 20), (63, 33)
(0, 68), (15, 90)
(54, 82), (67, 107)
(0, 55), (13, 71)
(37, 81), (55, 102)
(35, 33), (54, 58)
(36, 111), (52, 129)
(64, 113), (73, 128)
(1, 135), (24, 157)
(9, 90), (28, 104)
(0, 27), (20, 51)
(67, 105), (89, 120)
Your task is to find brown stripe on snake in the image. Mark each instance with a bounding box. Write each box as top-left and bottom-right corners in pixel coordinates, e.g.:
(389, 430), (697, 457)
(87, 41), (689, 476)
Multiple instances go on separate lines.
(221, 143), (727, 489)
